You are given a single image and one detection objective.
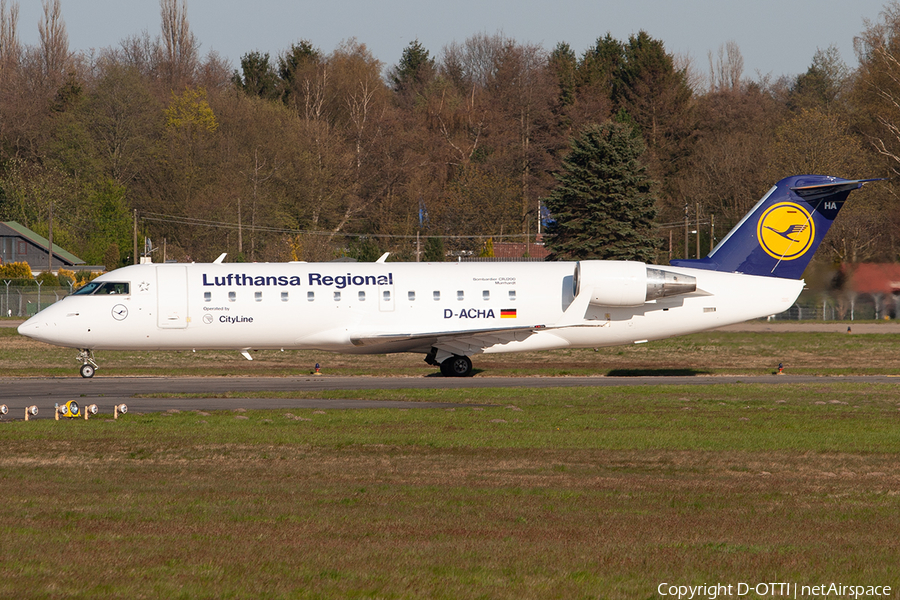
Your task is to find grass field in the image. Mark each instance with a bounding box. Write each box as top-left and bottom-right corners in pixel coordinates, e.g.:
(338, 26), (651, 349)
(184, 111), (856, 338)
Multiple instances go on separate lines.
(2, 326), (900, 598)
(3, 385), (900, 598)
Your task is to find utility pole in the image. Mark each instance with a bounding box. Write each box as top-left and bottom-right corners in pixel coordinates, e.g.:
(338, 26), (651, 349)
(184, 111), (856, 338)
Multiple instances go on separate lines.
(695, 202), (701, 259)
(47, 202), (53, 272)
(133, 209), (138, 265)
(683, 205), (689, 259)
(710, 214), (715, 253)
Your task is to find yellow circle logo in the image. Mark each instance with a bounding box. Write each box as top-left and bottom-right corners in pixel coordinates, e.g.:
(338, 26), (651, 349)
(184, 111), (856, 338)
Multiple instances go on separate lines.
(757, 202), (815, 260)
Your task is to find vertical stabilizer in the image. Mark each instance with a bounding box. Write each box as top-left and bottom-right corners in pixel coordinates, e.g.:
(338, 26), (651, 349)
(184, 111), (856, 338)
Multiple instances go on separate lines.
(669, 175), (880, 279)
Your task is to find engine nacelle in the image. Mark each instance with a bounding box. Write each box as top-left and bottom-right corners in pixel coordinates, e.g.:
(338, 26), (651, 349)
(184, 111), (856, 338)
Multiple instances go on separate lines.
(574, 261), (696, 307)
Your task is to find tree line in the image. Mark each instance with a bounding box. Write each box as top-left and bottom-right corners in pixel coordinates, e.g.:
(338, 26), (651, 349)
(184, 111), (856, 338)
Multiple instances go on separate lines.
(2, 0), (900, 270)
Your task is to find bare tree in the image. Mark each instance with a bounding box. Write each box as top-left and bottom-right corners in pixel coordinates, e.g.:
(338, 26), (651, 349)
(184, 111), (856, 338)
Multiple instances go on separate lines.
(38, 0), (68, 86)
(708, 41), (744, 92)
(854, 2), (900, 170)
(159, 0), (198, 88)
(0, 0), (20, 70)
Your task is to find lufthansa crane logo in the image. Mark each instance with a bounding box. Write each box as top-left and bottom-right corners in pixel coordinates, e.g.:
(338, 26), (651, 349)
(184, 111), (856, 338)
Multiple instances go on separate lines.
(757, 202), (815, 260)
(111, 304), (128, 321)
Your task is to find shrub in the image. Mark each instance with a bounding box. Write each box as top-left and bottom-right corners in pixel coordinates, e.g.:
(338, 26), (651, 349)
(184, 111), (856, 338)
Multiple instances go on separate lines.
(0, 261), (33, 280)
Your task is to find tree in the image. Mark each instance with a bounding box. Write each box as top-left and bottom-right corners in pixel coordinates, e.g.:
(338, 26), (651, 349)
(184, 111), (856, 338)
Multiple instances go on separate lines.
(707, 41), (744, 93)
(389, 39), (434, 96)
(233, 51), (279, 100)
(789, 45), (849, 111)
(544, 122), (658, 261)
(38, 0), (69, 89)
(615, 31), (694, 187)
(159, 0), (198, 88)
(424, 236), (444, 262)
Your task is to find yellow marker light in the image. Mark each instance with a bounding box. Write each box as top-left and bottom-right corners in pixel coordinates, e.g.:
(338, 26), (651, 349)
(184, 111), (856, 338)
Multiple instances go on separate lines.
(59, 400), (80, 418)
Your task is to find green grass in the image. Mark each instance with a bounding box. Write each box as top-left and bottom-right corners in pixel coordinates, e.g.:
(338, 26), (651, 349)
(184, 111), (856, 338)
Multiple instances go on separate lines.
(2, 383), (900, 599)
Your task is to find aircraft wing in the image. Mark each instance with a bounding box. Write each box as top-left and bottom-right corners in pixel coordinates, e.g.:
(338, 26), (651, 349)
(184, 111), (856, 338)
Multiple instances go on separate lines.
(350, 324), (545, 355)
(350, 290), (617, 355)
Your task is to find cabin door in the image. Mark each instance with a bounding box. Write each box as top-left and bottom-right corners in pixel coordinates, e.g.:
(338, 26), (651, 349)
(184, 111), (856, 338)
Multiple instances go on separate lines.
(157, 266), (189, 328)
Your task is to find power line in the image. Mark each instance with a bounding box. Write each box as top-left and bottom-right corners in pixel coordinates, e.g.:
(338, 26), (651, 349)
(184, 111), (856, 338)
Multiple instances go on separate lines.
(138, 211), (539, 241)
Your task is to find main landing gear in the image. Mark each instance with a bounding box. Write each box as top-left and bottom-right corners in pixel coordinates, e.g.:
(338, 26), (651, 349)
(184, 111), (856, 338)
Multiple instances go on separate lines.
(77, 349), (98, 378)
(440, 355), (473, 377)
(425, 348), (474, 377)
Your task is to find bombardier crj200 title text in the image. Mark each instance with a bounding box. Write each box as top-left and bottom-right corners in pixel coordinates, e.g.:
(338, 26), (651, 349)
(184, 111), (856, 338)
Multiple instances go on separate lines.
(18, 175), (878, 378)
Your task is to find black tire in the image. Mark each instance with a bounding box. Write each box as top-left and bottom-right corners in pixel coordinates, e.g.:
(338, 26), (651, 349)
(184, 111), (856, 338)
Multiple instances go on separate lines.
(441, 355), (473, 377)
(80, 364), (95, 378)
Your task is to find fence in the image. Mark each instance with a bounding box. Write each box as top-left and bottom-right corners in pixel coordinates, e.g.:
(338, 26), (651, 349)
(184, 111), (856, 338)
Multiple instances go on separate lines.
(0, 285), (73, 318)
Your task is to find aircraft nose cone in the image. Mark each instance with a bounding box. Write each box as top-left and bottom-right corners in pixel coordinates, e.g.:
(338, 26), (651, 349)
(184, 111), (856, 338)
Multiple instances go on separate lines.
(17, 316), (53, 341)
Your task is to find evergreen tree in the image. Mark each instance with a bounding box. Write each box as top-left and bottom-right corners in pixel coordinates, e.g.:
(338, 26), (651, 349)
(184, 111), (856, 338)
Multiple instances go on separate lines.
(544, 121), (658, 261)
(424, 236), (444, 262)
(232, 51), (279, 100)
(389, 39), (435, 97)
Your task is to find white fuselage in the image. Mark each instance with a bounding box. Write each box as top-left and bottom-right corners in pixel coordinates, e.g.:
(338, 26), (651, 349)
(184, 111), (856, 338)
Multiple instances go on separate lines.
(18, 261), (803, 357)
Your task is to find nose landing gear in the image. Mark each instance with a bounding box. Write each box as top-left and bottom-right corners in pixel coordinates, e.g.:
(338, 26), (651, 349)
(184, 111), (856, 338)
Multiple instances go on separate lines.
(77, 349), (98, 378)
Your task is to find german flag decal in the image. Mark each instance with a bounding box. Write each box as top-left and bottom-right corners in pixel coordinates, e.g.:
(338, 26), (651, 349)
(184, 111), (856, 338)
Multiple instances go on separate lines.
(501, 308), (517, 318)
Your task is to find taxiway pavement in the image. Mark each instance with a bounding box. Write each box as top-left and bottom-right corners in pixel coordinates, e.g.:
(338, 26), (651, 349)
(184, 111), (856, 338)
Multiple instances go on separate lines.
(2, 374), (898, 419)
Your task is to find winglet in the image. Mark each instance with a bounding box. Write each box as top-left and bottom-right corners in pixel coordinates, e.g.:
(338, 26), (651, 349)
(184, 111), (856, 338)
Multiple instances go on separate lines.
(670, 175), (881, 279)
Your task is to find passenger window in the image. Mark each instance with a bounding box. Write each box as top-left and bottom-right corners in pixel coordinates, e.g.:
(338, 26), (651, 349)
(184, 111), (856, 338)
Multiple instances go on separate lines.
(433, 291), (440, 301)
(383, 290), (391, 302)
(204, 291), (211, 302)
(281, 292), (289, 302)
(509, 290), (516, 301)
(254, 291), (262, 302)
(228, 291), (236, 302)
(359, 291), (366, 301)
(457, 290), (464, 301)
(307, 291), (314, 302)
(483, 290), (490, 301)
(334, 291), (341, 301)
(408, 291), (415, 301)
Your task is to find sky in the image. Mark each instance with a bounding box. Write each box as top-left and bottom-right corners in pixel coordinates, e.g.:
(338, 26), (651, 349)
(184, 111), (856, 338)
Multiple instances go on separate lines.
(12, 0), (893, 81)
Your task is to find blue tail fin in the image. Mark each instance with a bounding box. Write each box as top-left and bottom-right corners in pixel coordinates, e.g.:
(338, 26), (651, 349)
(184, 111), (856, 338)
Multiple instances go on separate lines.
(669, 175), (880, 279)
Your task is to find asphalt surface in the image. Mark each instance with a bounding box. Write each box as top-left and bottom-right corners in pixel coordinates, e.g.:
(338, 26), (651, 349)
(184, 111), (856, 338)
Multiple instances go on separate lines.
(2, 374), (899, 420)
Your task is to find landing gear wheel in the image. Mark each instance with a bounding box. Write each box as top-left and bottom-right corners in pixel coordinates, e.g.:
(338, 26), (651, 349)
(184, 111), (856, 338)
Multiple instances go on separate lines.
(76, 349), (98, 378)
(440, 355), (473, 377)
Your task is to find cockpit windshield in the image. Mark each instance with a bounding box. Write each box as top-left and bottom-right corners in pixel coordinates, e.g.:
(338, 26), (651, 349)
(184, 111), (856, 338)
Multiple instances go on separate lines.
(72, 281), (130, 296)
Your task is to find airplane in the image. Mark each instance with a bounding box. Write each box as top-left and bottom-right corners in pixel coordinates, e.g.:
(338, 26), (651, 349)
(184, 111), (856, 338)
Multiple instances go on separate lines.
(17, 174), (878, 378)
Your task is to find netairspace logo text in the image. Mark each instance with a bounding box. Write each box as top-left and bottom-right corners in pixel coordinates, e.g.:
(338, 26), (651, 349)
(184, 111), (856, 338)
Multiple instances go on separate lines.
(657, 582), (892, 599)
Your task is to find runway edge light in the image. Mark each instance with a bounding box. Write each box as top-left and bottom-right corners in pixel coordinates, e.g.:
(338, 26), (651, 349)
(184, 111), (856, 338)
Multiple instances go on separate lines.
(114, 404), (128, 419)
(0, 404), (8, 419)
(84, 404), (98, 420)
(25, 406), (38, 421)
(56, 401), (80, 419)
